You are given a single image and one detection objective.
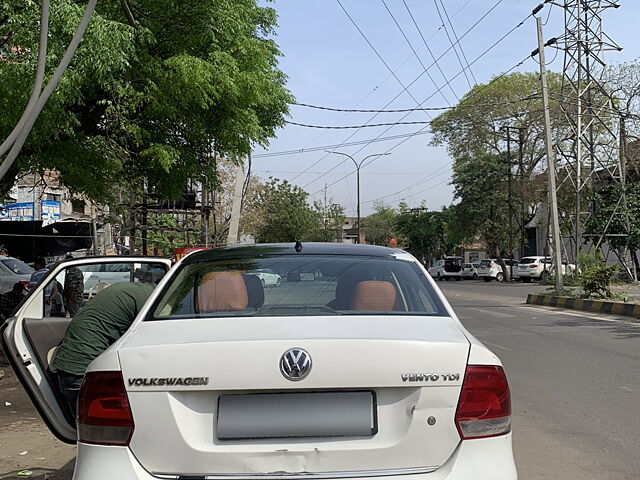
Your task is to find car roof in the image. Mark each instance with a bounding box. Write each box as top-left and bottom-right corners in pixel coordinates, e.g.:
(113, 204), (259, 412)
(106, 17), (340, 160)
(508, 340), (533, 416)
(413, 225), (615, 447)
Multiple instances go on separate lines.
(183, 243), (405, 264)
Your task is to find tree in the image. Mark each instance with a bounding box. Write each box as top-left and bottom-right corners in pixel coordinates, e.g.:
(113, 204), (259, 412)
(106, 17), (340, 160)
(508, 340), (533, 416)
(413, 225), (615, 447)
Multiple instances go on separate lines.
(0, 0), (293, 205)
(362, 202), (396, 245)
(584, 181), (640, 275)
(201, 160), (264, 246)
(431, 72), (565, 179)
(251, 179), (319, 243)
(448, 152), (522, 280)
(395, 206), (452, 264)
(312, 189), (346, 243)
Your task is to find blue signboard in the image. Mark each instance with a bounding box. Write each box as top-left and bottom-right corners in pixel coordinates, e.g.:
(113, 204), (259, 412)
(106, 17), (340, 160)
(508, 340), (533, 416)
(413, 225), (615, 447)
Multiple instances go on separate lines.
(41, 200), (61, 224)
(0, 201), (61, 223)
(5, 202), (35, 222)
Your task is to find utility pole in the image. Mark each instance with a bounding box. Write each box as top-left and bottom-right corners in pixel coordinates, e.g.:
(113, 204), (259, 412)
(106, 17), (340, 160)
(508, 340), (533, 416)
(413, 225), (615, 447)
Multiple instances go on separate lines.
(200, 182), (208, 247)
(500, 126), (514, 282)
(535, 16), (564, 291)
(518, 128), (526, 260)
(227, 160), (245, 246)
(326, 151), (390, 244)
(619, 114), (636, 281)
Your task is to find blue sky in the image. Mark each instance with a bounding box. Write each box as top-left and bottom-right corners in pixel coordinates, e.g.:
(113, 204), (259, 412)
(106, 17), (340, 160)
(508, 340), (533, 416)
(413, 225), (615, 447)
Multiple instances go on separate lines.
(254, 0), (640, 216)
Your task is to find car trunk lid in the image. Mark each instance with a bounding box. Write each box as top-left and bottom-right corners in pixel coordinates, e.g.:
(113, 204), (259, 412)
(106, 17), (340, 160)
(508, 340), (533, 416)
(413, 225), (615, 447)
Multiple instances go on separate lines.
(117, 315), (469, 476)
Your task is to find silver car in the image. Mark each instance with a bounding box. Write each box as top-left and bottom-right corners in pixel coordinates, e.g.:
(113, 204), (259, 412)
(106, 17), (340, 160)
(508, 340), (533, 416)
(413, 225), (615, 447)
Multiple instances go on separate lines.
(0, 256), (34, 292)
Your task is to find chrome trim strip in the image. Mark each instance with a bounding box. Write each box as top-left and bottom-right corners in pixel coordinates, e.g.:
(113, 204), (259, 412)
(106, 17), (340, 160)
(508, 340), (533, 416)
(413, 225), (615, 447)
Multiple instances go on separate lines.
(155, 467), (439, 480)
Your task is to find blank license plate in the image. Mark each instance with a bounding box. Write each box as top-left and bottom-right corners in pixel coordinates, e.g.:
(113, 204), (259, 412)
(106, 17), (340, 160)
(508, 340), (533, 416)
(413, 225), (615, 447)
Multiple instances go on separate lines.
(217, 391), (377, 440)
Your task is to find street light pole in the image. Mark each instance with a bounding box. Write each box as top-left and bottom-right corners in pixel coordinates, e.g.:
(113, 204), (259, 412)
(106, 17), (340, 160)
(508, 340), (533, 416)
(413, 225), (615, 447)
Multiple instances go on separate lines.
(326, 151), (390, 243)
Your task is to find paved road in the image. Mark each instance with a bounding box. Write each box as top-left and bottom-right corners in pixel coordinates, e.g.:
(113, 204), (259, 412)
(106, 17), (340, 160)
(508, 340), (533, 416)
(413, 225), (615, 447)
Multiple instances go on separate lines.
(440, 280), (640, 480)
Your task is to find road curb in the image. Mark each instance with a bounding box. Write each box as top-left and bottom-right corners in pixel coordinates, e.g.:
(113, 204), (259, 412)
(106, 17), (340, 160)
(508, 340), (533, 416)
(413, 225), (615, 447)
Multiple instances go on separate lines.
(526, 294), (640, 320)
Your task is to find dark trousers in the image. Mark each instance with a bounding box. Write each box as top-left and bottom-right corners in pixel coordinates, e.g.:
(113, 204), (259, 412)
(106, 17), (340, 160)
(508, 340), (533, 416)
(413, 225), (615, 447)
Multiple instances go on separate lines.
(58, 371), (84, 419)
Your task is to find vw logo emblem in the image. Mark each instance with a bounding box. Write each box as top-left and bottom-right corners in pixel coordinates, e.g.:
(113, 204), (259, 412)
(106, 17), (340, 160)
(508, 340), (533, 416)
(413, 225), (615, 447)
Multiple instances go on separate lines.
(280, 348), (312, 381)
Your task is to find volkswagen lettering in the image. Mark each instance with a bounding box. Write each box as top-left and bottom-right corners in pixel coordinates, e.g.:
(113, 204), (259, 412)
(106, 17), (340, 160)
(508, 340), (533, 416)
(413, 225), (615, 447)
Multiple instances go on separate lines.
(2, 244), (516, 480)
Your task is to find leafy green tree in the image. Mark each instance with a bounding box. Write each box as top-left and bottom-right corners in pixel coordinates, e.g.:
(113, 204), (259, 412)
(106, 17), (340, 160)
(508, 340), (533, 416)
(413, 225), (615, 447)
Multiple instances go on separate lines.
(145, 214), (198, 253)
(312, 194), (346, 243)
(395, 206), (452, 264)
(252, 179), (320, 243)
(448, 153), (522, 279)
(0, 0), (293, 205)
(584, 182), (640, 275)
(430, 72), (564, 178)
(362, 202), (396, 245)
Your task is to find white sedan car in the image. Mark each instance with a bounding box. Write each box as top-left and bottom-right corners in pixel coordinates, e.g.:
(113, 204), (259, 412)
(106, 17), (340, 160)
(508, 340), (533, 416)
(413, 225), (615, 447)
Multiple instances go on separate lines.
(2, 244), (516, 480)
(248, 268), (282, 287)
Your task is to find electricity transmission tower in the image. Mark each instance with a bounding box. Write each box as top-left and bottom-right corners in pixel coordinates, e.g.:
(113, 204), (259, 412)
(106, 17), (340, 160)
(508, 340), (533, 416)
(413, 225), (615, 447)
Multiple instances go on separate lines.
(552, 1), (633, 276)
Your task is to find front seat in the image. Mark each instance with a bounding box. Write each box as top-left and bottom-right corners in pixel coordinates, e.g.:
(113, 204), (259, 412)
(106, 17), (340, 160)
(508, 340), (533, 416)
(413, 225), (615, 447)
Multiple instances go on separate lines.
(327, 270), (374, 310)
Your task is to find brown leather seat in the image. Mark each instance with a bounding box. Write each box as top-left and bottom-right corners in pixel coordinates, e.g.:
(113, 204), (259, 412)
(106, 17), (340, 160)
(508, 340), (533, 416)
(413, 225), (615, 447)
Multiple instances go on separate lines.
(350, 281), (397, 311)
(197, 272), (248, 312)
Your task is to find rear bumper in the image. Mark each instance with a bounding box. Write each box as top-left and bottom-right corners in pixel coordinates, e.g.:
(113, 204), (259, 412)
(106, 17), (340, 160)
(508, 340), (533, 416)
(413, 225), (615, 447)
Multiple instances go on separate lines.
(72, 433), (517, 480)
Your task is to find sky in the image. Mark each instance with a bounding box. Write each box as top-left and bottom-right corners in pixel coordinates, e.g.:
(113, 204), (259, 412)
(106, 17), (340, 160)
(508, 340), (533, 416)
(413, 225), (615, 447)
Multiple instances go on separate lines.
(253, 0), (640, 217)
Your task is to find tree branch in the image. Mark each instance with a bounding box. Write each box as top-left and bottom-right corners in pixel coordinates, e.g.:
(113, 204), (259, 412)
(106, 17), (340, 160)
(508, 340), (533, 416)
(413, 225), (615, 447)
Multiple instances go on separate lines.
(121, 0), (137, 27)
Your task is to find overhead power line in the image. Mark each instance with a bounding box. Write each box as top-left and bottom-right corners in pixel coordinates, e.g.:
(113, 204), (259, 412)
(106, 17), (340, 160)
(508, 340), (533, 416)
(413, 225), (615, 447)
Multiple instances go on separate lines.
(307, 50), (538, 198)
(252, 131), (430, 159)
(286, 120), (431, 129)
(402, 0), (460, 102)
(304, 12), (539, 193)
(433, 0), (474, 89)
(289, 0), (513, 184)
(381, 0), (452, 105)
(292, 95), (539, 113)
(438, 0), (478, 85)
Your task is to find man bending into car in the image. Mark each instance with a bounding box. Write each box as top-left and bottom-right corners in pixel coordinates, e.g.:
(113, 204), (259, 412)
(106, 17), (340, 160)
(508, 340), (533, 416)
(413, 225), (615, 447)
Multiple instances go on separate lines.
(52, 271), (161, 418)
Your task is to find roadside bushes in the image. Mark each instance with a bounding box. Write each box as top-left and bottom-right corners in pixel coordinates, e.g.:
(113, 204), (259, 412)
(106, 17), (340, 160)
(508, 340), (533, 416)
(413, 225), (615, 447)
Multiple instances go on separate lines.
(580, 265), (618, 299)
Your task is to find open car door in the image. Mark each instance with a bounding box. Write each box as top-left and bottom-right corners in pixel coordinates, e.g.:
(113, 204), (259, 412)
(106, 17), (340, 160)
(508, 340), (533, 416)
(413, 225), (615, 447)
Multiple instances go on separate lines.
(1, 256), (172, 444)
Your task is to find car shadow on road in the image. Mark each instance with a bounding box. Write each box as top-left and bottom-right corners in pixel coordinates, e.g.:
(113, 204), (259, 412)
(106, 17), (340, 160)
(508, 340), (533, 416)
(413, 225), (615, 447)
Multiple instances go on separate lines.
(0, 459), (74, 480)
(545, 317), (640, 339)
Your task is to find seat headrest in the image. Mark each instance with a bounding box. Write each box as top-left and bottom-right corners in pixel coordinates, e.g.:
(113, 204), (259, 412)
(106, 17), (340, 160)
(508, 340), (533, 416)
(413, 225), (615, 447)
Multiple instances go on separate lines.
(350, 280), (397, 311)
(197, 271), (248, 312)
(332, 270), (374, 309)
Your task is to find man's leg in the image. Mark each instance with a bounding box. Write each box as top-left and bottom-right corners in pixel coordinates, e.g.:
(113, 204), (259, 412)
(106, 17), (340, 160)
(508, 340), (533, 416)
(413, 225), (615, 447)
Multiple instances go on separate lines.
(58, 371), (84, 419)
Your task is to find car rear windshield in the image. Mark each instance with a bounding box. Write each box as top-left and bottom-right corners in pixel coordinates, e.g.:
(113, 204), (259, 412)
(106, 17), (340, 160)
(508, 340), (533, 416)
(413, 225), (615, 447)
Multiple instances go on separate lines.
(149, 255), (447, 320)
(1, 258), (34, 275)
(519, 258), (539, 264)
(479, 260), (492, 267)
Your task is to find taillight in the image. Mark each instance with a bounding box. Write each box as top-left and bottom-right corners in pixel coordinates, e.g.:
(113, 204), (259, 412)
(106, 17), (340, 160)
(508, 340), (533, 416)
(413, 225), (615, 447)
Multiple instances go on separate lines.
(530, 264), (539, 268)
(77, 371), (134, 446)
(455, 365), (511, 440)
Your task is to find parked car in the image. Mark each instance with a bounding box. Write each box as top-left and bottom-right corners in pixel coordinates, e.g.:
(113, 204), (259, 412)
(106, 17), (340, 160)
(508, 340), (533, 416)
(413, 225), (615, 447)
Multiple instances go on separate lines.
(428, 257), (463, 281)
(461, 263), (478, 280)
(248, 268), (282, 287)
(518, 256), (576, 282)
(2, 243), (516, 480)
(0, 256), (34, 292)
(477, 259), (521, 282)
(477, 259), (503, 282)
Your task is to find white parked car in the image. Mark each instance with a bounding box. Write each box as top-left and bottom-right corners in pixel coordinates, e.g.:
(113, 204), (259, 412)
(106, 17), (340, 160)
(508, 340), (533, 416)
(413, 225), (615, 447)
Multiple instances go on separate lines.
(428, 257), (463, 281)
(0, 256), (33, 292)
(477, 259), (503, 282)
(518, 256), (576, 283)
(461, 263), (478, 280)
(248, 268), (282, 287)
(477, 259), (520, 282)
(2, 244), (516, 480)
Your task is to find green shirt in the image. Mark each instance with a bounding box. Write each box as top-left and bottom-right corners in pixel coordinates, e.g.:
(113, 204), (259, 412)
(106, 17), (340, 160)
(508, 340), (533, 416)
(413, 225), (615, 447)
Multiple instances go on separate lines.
(53, 282), (155, 376)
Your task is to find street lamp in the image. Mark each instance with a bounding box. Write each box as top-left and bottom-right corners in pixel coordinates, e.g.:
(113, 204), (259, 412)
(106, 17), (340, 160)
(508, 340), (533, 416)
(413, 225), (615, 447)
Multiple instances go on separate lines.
(325, 151), (391, 244)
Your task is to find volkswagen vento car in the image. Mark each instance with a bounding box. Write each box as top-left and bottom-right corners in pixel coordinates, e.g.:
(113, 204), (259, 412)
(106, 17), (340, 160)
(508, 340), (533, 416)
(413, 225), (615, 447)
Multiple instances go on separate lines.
(2, 244), (516, 480)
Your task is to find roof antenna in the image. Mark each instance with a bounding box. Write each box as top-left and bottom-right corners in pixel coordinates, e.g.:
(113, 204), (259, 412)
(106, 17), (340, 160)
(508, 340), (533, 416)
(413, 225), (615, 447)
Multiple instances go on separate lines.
(294, 241), (303, 253)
